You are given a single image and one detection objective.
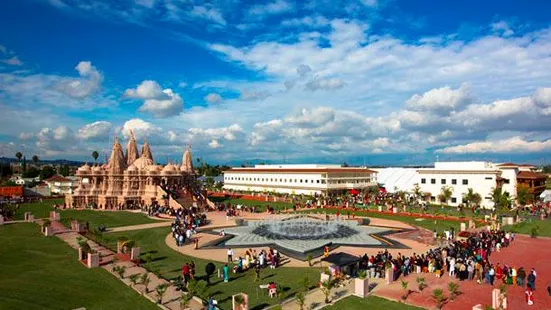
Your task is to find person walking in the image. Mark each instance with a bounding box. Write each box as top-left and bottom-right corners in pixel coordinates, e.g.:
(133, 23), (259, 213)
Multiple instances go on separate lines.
(527, 270), (536, 291)
(227, 248), (234, 263)
(526, 287), (534, 306)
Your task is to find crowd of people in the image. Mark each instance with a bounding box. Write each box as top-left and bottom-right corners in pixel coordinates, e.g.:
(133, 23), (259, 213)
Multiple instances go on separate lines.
(170, 207), (208, 247)
(226, 247), (281, 273)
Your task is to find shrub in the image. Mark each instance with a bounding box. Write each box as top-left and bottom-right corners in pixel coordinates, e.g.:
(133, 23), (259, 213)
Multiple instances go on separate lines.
(140, 273), (151, 293)
(155, 283), (169, 304)
(448, 281), (460, 300)
(531, 226), (539, 238)
(357, 270), (368, 280)
(416, 277), (426, 291)
(432, 288), (445, 309)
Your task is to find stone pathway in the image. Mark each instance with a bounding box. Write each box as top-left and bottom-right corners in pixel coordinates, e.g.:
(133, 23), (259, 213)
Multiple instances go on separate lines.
(50, 221), (204, 310)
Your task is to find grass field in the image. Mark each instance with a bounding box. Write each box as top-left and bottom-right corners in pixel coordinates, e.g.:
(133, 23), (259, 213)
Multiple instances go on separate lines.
(208, 196), (294, 212)
(505, 218), (551, 237)
(91, 227), (320, 310)
(11, 199), (159, 230)
(0, 223), (157, 310)
(324, 295), (423, 310)
(300, 208), (463, 234)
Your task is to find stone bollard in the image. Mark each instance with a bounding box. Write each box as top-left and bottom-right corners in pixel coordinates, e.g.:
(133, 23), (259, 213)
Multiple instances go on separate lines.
(44, 226), (54, 236)
(460, 222), (466, 232)
(491, 288), (508, 309)
(0, 215), (4, 225)
(378, 206), (383, 212)
(78, 247), (84, 261)
(130, 247), (140, 261)
(27, 214), (35, 222)
(232, 293), (249, 310)
(87, 252), (100, 268)
(385, 268), (393, 284)
(50, 211), (60, 221)
(24, 212), (32, 221)
(469, 220), (475, 229)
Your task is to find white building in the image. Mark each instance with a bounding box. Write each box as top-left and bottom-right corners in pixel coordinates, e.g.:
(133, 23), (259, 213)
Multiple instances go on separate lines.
(44, 175), (78, 195)
(373, 168), (418, 193)
(223, 164), (377, 195)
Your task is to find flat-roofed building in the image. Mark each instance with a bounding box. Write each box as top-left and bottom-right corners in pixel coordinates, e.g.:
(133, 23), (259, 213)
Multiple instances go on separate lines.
(223, 164), (377, 195)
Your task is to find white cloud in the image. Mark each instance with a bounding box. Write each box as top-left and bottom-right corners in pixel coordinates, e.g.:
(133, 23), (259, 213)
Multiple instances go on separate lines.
(18, 132), (34, 140)
(77, 121), (112, 140)
(3, 56), (23, 66)
(305, 77), (345, 91)
(491, 21), (514, 37)
(124, 80), (169, 100)
(406, 83), (472, 114)
(121, 118), (162, 140)
(438, 137), (551, 154)
(56, 61), (103, 98)
(281, 16), (329, 28)
(240, 90), (270, 101)
(205, 93), (223, 104)
(248, 0), (294, 17)
(178, 81), (188, 88)
(190, 6), (226, 25)
(296, 64), (312, 76)
(209, 139), (221, 148)
(138, 88), (183, 118)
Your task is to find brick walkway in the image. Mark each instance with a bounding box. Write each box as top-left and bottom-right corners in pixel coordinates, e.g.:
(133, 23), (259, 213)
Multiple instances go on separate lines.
(49, 221), (204, 310)
(374, 234), (551, 310)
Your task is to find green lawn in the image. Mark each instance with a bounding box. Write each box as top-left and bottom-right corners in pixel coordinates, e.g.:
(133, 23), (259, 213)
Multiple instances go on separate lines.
(505, 218), (551, 237)
(59, 209), (159, 230)
(90, 227), (320, 310)
(0, 223), (157, 310)
(324, 295), (423, 310)
(208, 196), (294, 212)
(10, 199), (159, 230)
(300, 208), (463, 234)
(12, 198), (64, 220)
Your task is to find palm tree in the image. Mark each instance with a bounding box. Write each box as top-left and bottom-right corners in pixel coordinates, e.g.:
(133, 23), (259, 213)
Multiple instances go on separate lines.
(438, 186), (453, 206)
(15, 152), (22, 162)
(32, 155), (39, 167)
(516, 184), (531, 207)
(413, 184), (423, 201)
(463, 188), (482, 209)
(92, 151), (99, 163)
(491, 187), (512, 210)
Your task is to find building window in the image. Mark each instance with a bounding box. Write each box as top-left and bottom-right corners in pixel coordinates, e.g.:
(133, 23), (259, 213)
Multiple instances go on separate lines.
(421, 178), (426, 184)
(300, 179), (303, 183)
(431, 179), (436, 184)
(317, 180), (320, 183)
(485, 177), (493, 180)
(452, 179), (457, 185)
(441, 179), (446, 185)
(462, 179), (468, 185)
(451, 197), (457, 203)
(430, 196), (435, 202)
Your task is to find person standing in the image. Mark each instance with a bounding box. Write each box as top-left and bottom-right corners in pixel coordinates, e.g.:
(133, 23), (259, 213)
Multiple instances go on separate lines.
(227, 248), (234, 263)
(518, 267), (526, 287)
(223, 264), (229, 283)
(526, 287), (534, 306)
(528, 270), (536, 291)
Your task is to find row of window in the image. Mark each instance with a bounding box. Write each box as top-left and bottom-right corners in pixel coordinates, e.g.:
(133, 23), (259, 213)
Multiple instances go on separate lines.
(421, 178), (469, 185)
(429, 196), (493, 203)
(225, 176), (372, 185)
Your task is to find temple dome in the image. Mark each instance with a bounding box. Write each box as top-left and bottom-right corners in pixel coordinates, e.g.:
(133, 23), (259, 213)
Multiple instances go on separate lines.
(146, 164), (162, 173)
(92, 165), (103, 173)
(162, 163), (178, 174)
(133, 156), (154, 170)
(126, 165), (138, 173)
(78, 163), (91, 173)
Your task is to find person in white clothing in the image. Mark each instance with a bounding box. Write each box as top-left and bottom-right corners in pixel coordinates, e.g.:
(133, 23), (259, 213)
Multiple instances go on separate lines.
(227, 248), (234, 263)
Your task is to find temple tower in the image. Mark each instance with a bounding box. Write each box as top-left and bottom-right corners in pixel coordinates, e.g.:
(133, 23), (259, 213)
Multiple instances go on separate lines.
(126, 130), (139, 166)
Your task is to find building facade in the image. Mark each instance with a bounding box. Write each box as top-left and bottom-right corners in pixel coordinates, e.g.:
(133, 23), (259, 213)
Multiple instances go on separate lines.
(223, 164), (377, 195)
(66, 133), (195, 209)
(44, 175), (78, 195)
(416, 161), (547, 209)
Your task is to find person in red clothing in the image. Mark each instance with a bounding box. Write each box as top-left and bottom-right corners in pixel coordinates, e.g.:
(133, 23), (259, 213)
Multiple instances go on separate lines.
(526, 287), (534, 305)
(182, 262), (191, 284)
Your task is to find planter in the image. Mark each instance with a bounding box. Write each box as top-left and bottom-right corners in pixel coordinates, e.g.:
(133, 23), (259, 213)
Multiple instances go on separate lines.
(44, 226), (54, 237)
(130, 247), (140, 261)
(385, 268), (394, 284)
(232, 293), (249, 310)
(24, 212), (34, 222)
(320, 272), (331, 283)
(49, 211), (60, 221)
(87, 252), (100, 268)
(78, 247), (86, 260)
(71, 220), (85, 233)
(354, 277), (369, 297)
(460, 222), (466, 232)
(0, 215), (4, 225)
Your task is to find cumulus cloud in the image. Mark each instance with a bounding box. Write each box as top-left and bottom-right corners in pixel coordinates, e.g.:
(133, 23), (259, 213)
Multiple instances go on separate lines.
(124, 80), (169, 100)
(491, 21), (514, 37)
(240, 90), (270, 101)
(121, 118), (163, 140)
(205, 93), (223, 104)
(406, 83), (472, 114)
(438, 137), (551, 154)
(78, 121), (112, 140)
(57, 61), (103, 98)
(296, 64), (312, 76)
(209, 139), (221, 148)
(138, 89), (184, 118)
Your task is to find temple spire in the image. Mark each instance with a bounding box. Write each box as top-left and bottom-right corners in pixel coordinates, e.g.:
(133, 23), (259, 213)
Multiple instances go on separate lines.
(140, 138), (154, 162)
(126, 129), (139, 166)
(108, 136), (126, 173)
(180, 144), (194, 174)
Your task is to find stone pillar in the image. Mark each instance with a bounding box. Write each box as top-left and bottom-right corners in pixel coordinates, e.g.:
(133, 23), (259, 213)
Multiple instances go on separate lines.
(78, 247), (84, 261)
(50, 211), (60, 221)
(378, 206), (383, 212)
(87, 253), (100, 268)
(460, 222), (466, 232)
(320, 273), (331, 283)
(492, 288), (500, 309)
(24, 212), (32, 221)
(0, 215), (4, 225)
(392, 207), (398, 214)
(354, 277), (369, 297)
(385, 268), (393, 284)
(27, 214), (35, 222)
(44, 226), (54, 236)
(117, 241), (124, 254)
(130, 247), (140, 261)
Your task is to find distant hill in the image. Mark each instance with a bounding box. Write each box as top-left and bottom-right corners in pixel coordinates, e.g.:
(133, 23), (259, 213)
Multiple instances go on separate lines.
(0, 157), (84, 166)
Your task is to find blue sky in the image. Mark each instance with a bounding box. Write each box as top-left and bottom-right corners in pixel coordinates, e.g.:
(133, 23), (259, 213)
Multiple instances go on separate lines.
(1, 0), (551, 165)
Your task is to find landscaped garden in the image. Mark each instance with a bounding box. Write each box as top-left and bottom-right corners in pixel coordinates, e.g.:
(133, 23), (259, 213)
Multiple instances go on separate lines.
(505, 218), (551, 237)
(0, 223), (157, 310)
(324, 295), (423, 310)
(89, 227), (320, 310)
(208, 196), (294, 212)
(12, 198), (64, 220)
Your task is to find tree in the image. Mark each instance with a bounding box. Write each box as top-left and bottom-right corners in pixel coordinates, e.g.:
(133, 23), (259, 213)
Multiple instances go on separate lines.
(438, 186), (453, 206)
(517, 184), (532, 206)
(129, 273), (140, 287)
(491, 187), (512, 210)
(295, 291), (305, 310)
(59, 165), (70, 177)
(39, 166), (56, 180)
(140, 273), (151, 293)
(15, 152), (22, 162)
(401, 280), (410, 301)
(448, 281), (460, 301)
(155, 283), (169, 304)
(432, 288), (445, 309)
(463, 188), (482, 208)
(416, 277), (426, 291)
(32, 155), (39, 167)
(413, 184), (423, 201)
(320, 280), (334, 304)
(22, 167), (40, 178)
(92, 151), (99, 163)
